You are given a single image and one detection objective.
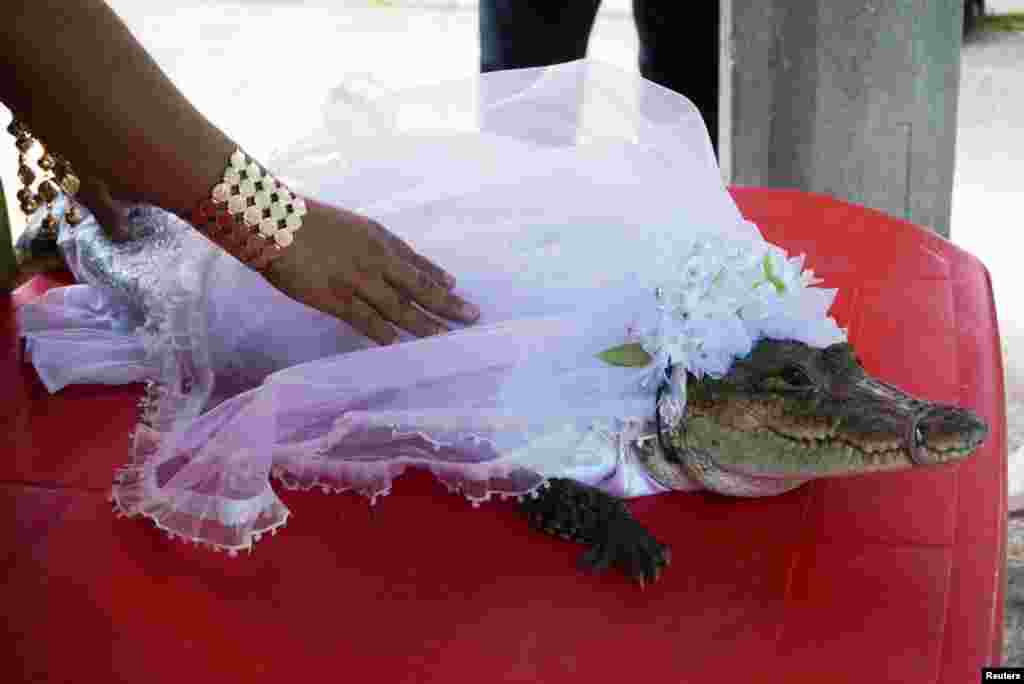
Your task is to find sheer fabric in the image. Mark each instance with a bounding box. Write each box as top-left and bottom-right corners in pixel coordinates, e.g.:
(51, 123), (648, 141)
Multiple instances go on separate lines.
(17, 61), (843, 553)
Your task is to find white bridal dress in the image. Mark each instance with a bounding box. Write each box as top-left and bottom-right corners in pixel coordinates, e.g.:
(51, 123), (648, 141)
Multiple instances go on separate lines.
(17, 61), (845, 553)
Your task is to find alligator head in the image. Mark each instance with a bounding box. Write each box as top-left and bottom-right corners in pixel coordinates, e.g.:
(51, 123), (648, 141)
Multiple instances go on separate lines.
(641, 339), (989, 497)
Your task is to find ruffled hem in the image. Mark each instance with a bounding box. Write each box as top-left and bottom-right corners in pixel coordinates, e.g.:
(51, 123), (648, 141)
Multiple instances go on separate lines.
(110, 455), (551, 558)
(270, 463), (550, 509)
(271, 455), (549, 508)
(109, 476), (291, 557)
(110, 381), (553, 556)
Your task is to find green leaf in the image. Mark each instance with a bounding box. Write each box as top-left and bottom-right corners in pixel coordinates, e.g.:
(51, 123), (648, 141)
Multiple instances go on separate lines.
(598, 343), (653, 367)
(762, 253), (787, 295)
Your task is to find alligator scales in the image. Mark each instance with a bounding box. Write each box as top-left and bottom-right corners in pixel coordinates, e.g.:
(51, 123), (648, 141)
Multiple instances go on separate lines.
(519, 339), (988, 587)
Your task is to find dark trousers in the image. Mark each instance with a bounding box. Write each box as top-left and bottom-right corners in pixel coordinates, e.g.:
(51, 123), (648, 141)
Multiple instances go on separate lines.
(480, 0), (720, 152)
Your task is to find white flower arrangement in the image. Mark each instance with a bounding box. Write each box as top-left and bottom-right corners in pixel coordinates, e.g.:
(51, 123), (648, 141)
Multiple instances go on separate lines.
(598, 235), (847, 403)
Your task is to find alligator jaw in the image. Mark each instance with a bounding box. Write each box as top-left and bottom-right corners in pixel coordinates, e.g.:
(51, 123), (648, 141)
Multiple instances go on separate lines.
(651, 339), (989, 494)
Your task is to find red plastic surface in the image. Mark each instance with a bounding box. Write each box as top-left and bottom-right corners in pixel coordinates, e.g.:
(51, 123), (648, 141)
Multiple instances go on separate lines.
(0, 189), (1007, 682)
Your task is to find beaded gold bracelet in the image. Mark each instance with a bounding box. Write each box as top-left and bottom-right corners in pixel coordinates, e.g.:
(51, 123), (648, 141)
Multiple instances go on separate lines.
(188, 149), (307, 271)
(7, 117), (85, 236)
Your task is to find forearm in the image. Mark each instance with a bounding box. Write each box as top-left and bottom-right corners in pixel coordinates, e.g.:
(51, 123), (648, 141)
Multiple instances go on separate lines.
(0, 0), (234, 217)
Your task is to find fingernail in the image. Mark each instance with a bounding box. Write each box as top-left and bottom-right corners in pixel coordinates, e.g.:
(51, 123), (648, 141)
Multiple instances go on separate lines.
(461, 302), (480, 320)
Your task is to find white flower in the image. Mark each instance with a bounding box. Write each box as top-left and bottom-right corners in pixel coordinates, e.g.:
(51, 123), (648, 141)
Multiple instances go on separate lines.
(610, 232), (847, 398)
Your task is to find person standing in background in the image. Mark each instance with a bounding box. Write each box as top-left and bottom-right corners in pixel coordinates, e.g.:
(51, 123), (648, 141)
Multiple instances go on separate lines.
(480, 1), (721, 153)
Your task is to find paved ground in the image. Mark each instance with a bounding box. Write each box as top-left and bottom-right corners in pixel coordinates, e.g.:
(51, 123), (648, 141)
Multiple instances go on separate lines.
(960, 18), (1024, 664)
(955, 26), (1024, 509)
(990, 0), (1024, 12)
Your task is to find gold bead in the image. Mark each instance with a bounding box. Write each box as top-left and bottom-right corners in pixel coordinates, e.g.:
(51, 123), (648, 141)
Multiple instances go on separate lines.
(38, 179), (59, 203)
(52, 158), (70, 179)
(19, 197), (39, 214)
(15, 134), (35, 153)
(65, 204), (84, 226)
(59, 173), (80, 195)
(6, 118), (29, 137)
(17, 164), (36, 186)
(40, 214), (59, 236)
(37, 153), (56, 171)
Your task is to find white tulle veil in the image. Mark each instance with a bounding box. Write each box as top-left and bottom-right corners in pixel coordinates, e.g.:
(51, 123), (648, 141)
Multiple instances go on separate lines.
(17, 61), (845, 553)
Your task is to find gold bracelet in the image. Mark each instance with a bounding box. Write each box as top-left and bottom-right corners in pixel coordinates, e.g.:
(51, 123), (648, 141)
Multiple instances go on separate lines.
(188, 149), (307, 271)
(7, 117), (85, 238)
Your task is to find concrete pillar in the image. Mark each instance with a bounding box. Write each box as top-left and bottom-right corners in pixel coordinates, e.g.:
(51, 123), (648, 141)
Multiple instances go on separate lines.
(721, 0), (963, 238)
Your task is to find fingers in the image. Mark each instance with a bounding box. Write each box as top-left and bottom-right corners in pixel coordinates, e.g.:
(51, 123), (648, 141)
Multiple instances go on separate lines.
(350, 297), (400, 345)
(393, 299), (449, 338)
(323, 277), (399, 346)
(75, 176), (131, 242)
(339, 270), (451, 339)
(385, 259), (480, 324)
(373, 286), (451, 338)
(385, 231), (456, 289)
(365, 218), (455, 289)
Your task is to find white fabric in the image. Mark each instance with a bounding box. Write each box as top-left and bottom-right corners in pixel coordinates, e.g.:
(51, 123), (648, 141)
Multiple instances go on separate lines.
(19, 285), (152, 392)
(16, 61), (844, 553)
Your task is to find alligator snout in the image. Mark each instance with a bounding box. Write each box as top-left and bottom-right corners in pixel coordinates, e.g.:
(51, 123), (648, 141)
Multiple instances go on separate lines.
(666, 340), (991, 492)
(910, 404), (989, 466)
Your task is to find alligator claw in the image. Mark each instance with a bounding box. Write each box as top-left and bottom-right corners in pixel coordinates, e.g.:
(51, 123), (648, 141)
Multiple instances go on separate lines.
(520, 478), (670, 588)
(577, 515), (670, 588)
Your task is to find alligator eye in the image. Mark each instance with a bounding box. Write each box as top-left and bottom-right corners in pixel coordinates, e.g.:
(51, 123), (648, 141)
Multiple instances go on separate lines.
(780, 365), (813, 387)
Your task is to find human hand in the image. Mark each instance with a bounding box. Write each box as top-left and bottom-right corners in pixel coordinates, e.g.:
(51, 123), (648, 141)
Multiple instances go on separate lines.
(75, 175), (133, 242)
(261, 198), (480, 344)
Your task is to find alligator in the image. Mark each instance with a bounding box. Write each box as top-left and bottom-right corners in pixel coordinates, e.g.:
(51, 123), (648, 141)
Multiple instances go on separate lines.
(519, 339), (989, 588)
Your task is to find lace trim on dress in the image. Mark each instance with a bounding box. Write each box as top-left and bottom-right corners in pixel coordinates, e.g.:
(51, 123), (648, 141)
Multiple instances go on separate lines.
(112, 381), (556, 554)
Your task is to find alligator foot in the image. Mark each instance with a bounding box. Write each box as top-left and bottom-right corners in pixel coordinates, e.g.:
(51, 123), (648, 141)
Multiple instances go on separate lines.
(519, 478), (671, 587)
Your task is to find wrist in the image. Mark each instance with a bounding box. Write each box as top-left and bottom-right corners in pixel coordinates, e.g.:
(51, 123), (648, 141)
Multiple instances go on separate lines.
(185, 147), (308, 271)
(144, 131), (238, 219)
